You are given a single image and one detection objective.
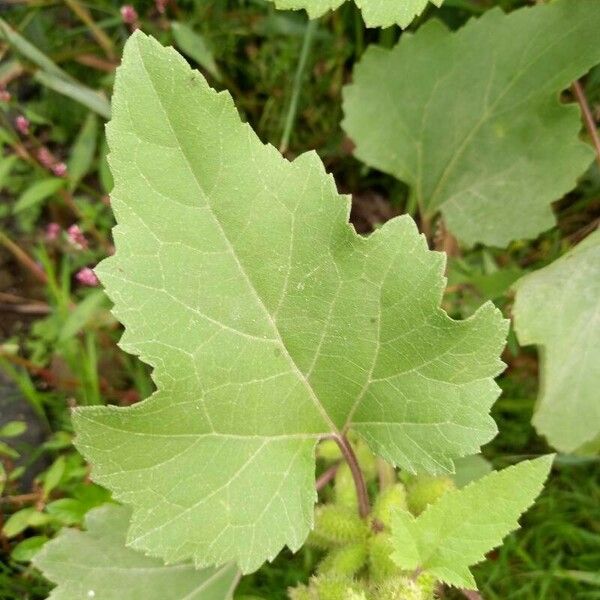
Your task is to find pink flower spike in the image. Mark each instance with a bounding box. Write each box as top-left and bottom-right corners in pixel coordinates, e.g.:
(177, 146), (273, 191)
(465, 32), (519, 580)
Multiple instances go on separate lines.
(46, 223), (61, 241)
(0, 89), (11, 103)
(37, 147), (54, 169)
(120, 4), (138, 24)
(52, 162), (68, 177)
(75, 267), (99, 287)
(15, 115), (30, 135)
(67, 224), (89, 250)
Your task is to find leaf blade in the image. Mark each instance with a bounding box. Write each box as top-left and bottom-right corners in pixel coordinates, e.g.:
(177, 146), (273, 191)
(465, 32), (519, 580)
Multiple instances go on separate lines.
(391, 456), (554, 588)
(33, 504), (240, 600)
(513, 231), (600, 453)
(342, 0), (600, 246)
(74, 31), (507, 573)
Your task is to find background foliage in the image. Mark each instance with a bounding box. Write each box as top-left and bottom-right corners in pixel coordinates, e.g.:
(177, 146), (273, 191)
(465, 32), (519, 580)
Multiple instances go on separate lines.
(0, 1), (598, 599)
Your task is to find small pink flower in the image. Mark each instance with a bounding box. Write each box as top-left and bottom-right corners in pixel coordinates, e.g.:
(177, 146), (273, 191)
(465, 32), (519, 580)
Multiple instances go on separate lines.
(67, 224), (88, 250)
(0, 89), (10, 103)
(52, 162), (68, 177)
(15, 115), (29, 135)
(75, 267), (99, 287)
(46, 223), (61, 241)
(155, 0), (169, 14)
(37, 147), (54, 169)
(120, 4), (138, 24)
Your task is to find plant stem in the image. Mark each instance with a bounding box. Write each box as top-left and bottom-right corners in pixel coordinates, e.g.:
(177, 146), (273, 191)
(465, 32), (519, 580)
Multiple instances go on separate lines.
(0, 232), (48, 284)
(332, 434), (370, 518)
(64, 0), (116, 60)
(279, 18), (317, 154)
(316, 463), (340, 491)
(572, 80), (600, 167)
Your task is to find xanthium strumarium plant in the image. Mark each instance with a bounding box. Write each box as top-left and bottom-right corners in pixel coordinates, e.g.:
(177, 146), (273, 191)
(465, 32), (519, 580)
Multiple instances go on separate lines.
(35, 30), (557, 600)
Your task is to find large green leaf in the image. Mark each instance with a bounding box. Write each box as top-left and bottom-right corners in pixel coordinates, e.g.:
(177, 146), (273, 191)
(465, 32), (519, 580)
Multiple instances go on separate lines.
(513, 231), (600, 454)
(390, 456), (553, 589)
(73, 32), (507, 573)
(268, 0), (443, 29)
(342, 0), (600, 247)
(33, 504), (239, 600)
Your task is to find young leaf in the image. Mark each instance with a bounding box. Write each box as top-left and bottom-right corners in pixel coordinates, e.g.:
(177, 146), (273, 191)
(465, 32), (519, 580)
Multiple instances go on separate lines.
(390, 456), (553, 589)
(342, 0), (600, 247)
(13, 177), (65, 214)
(73, 32), (507, 573)
(267, 0), (443, 29)
(32, 504), (240, 600)
(67, 112), (99, 190)
(171, 22), (221, 82)
(513, 230), (600, 453)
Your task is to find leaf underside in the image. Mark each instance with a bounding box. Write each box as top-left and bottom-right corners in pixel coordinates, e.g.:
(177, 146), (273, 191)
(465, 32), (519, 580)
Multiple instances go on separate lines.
(32, 504), (239, 600)
(391, 456), (553, 589)
(513, 230), (600, 453)
(342, 0), (600, 247)
(73, 32), (507, 573)
(268, 0), (443, 29)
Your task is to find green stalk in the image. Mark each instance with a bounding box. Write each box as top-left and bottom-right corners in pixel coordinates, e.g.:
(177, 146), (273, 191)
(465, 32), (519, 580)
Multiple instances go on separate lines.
(279, 18), (318, 154)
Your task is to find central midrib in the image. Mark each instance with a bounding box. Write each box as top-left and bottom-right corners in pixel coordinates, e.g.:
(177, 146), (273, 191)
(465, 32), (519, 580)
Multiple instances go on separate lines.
(137, 40), (339, 436)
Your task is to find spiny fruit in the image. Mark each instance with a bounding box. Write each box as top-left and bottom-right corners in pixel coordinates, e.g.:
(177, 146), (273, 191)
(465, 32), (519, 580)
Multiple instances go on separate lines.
(367, 533), (398, 583)
(372, 483), (408, 529)
(310, 505), (369, 548)
(406, 475), (456, 516)
(318, 542), (368, 577)
(370, 574), (436, 600)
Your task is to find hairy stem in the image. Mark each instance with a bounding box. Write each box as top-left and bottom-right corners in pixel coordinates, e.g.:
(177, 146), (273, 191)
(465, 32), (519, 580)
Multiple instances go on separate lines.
(572, 80), (600, 167)
(332, 434), (370, 518)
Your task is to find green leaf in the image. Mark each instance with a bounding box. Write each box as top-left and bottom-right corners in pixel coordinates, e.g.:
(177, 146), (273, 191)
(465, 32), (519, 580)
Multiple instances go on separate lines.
(0, 155), (19, 190)
(42, 456), (66, 499)
(11, 536), (48, 562)
(35, 71), (111, 119)
(0, 18), (70, 80)
(2, 508), (52, 538)
(73, 32), (507, 573)
(13, 177), (65, 214)
(513, 230), (600, 453)
(32, 504), (240, 600)
(0, 420), (27, 438)
(390, 456), (553, 589)
(68, 112), (99, 190)
(58, 290), (109, 343)
(342, 0), (600, 247)
(0, 18), (110, 119)
(267, 0), (443, 28)
(451, 454), (492, 488)
(171, 22), (221, 82)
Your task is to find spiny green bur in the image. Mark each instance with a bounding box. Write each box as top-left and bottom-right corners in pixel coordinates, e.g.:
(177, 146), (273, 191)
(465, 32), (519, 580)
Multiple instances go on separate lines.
(406, 475), (456, 516)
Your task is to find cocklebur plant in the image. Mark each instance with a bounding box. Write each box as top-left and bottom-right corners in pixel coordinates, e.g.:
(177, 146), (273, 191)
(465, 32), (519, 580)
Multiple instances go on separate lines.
(33, 31), (555, 599)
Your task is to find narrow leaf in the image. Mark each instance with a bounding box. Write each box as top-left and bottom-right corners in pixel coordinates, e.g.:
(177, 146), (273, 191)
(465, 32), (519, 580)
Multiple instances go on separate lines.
(14, 177), (65, 214)
(67, 112), (99, 190)
(73, 32), (507, 574)
(513, 230), (600, 453)
(342, 0), (600, 246)
(390, 456), (554, 589)
(35, 71), (110, 119)
(171, 22), (221, 82)
(32, 504), (240, 600)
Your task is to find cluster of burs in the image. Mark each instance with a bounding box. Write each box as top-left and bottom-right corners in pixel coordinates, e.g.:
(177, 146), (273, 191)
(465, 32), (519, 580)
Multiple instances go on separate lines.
(288, 437), (455, 600)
